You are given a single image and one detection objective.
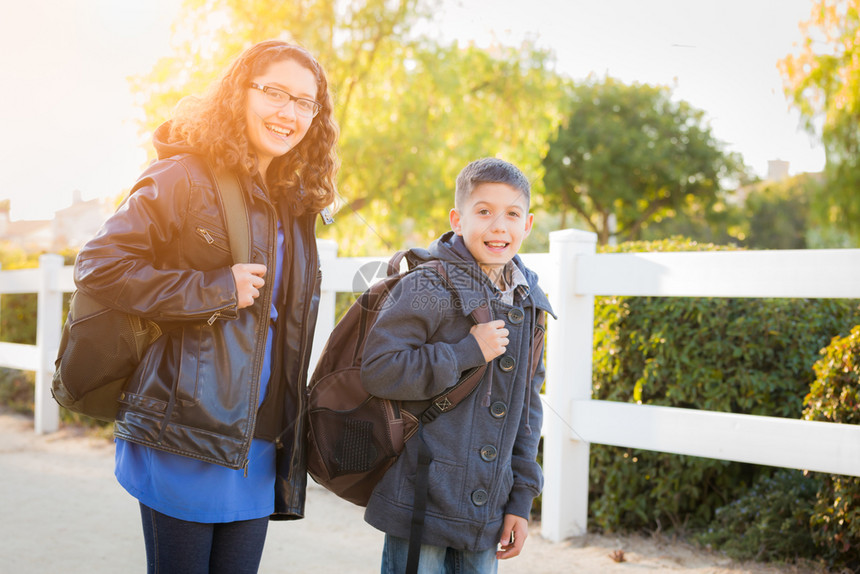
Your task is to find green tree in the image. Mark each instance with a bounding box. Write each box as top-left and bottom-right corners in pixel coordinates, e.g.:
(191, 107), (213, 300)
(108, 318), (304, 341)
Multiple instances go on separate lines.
(133, 0), (431, 147)
(331, 40), (568, 253)
(779, 0), (860, 243)
(639, 195), (744, 247)
(132, 0), (567, 255)
(742, 175), (813, 249)
(541, 77), (745, 245)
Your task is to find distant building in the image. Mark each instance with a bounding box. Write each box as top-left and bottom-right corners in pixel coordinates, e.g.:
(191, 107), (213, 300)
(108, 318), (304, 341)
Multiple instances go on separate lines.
(0, 202), (53, 252)
(0, 191), (116, 253)
(52, 190), (116, 251)
(767, 159), (790, 182)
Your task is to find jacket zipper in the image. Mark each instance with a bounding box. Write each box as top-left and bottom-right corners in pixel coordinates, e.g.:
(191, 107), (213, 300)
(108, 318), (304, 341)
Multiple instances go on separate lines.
(287, 214), (318, 492)
(199, 225), (229, 325)
(197, 227), (215, 244)
(241, 187), (277, 474)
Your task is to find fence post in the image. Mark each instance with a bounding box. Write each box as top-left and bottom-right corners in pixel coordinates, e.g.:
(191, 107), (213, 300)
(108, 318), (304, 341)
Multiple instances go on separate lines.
(541, 228), (597, 541)
(35, 253), (63, 434)
(310, 239), (339, 372)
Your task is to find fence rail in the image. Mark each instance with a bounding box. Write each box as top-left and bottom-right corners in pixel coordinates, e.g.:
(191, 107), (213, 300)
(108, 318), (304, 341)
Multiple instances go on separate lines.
(2, 232), (860, 542)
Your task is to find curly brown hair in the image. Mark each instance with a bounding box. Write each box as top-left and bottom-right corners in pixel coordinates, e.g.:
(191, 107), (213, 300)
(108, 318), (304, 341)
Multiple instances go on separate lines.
(169, 41), (339, 215)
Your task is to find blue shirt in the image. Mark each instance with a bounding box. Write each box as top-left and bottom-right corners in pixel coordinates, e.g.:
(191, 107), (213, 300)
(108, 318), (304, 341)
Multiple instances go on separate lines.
(115, 223), (286, 523)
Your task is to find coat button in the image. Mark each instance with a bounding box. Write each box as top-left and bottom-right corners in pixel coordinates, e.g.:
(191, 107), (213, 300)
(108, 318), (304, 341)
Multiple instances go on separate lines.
(490, 401), (507, 418)
(499, 355), (516, 372)
(471, 489), (489, 506)
(507, 308), (524, 324)
(480, 445), (498, 462)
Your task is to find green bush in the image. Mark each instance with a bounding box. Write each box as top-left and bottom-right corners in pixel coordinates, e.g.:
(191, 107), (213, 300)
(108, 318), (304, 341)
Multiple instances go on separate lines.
(696, 469), (821, 562)
(0, 367), (35, 415)
(804, 325), (860, 571)
(588, 238), (860, 533)
(0, 251), (43, 415)
(0, 294), (37, 345)
(0, 247), (75, 345)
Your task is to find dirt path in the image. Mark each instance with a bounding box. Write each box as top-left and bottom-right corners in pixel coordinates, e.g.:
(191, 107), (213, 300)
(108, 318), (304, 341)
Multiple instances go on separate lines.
(0, 411), (822, 573)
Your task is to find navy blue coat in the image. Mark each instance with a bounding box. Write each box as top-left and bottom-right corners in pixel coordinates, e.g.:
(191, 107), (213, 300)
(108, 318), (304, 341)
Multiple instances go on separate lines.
(360, 232), (554, 551)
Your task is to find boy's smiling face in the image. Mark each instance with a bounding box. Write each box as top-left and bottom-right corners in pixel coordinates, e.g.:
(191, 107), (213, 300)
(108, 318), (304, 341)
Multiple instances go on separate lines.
(449, 182), (534, 278)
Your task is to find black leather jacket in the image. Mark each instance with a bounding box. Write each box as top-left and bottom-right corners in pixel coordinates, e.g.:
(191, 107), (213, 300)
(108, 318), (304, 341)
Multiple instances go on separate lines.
(75, 125), (322, 519)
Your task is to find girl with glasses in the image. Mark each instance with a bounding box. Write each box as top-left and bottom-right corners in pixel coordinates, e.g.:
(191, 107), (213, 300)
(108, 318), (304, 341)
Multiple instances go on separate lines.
(73, 40), (338, 574)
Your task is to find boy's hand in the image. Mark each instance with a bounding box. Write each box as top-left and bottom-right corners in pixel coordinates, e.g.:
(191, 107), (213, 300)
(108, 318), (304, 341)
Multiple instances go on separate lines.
(232, 263), (267, 309)
(497, 514), (529, 559)
(470, 320), (509, 362)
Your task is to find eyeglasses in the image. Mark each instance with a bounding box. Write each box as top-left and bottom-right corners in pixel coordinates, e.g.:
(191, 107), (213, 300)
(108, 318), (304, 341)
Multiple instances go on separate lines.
(249, 83), (321, 118)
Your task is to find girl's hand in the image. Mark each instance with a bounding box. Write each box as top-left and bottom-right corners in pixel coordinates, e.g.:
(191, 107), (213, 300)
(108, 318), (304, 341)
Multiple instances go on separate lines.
(232, 263), (267, 309)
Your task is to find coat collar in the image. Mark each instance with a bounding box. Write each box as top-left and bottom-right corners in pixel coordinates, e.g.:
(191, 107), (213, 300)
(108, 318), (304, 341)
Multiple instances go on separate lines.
(410, 232), (556, 319)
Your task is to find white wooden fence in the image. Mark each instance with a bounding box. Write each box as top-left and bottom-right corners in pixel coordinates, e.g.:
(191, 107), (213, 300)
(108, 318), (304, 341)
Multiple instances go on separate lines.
(0, 254), (70, 435)
(3, 229), (860, 542)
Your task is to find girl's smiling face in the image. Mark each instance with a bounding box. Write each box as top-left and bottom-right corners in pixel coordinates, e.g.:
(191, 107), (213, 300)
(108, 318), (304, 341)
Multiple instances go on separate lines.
(449, 182), (534, 278)
(245, 58), (318, 176)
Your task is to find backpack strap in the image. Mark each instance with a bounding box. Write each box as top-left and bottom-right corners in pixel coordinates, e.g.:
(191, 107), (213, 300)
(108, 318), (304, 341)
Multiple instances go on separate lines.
(211, 167), (250, 265)
(391, 252), (544, 419)
(408, 259), (491, 423)
(529, 307), (546, 383)
(387, 250), (408, 276)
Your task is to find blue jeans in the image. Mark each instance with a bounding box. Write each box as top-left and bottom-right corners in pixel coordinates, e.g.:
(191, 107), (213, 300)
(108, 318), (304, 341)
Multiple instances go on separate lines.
(381, 534), (498, 574)
(139, 503), (269, 574)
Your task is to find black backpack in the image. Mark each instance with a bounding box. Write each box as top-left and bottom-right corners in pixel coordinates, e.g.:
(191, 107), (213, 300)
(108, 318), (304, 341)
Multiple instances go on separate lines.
(306, 250), (491, 504)
(51, 168), (249, 421)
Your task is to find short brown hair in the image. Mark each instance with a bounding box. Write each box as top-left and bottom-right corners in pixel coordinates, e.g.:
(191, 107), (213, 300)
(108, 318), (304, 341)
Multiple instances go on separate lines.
(455, 157), (530, 210)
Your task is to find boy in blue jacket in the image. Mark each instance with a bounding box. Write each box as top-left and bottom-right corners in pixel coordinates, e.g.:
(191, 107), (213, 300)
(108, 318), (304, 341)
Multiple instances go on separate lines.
(360, 157), (554, 573)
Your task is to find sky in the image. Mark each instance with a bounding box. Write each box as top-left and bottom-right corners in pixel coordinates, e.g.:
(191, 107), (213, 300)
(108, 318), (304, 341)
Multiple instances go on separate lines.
(0, 0), (825, 222)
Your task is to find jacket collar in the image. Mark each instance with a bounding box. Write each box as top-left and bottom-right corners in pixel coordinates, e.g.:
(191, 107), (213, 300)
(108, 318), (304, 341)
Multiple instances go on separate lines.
(411, 231), (556, 319)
